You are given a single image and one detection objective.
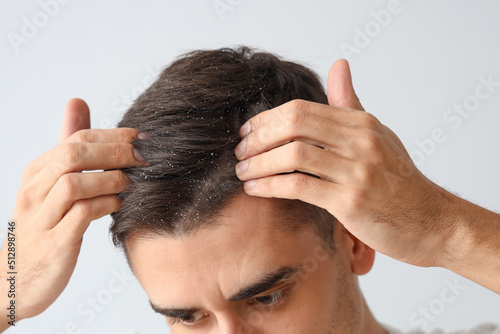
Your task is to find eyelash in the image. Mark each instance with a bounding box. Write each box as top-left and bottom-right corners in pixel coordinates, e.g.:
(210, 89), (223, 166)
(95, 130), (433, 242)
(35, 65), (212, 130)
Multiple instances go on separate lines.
(167, 313), (208, 326)
(166, 288), (289, 326)
(167, 317), (181, 325)
(249, 289), (288, 310)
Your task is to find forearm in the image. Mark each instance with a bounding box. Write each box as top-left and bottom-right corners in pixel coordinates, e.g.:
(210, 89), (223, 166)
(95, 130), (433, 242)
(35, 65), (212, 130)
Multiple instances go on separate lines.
(437, 186), (500, 294)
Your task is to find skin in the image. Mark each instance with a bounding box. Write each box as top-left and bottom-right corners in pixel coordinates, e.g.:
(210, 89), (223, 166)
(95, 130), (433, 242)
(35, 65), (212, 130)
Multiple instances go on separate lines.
(126, 193), (386, 334)
(0, 99), (146, 330)
(234, 60), (500, 293)
(1, 59), (498, 332)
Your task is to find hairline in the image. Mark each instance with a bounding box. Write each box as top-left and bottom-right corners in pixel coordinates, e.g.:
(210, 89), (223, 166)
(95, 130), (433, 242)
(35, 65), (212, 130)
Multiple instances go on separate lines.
(122, 197), (336, 274)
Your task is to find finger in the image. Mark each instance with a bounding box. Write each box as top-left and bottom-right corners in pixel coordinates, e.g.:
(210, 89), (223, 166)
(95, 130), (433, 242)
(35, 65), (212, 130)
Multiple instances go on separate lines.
(38, 170), (129, 230)
(326, 61), (413, 160)
(242, 173), (347, 214)
(59, 98), (91, 143)
(327, 59), (365, 111)
(238, 99), (379, 142)
(54, 194), (122, 245)
(235, 141), (355, 184)
(240, 100), (352, 138)
(51, 142), (146, 172)
(25, 142), (145, 203)
(65, 128), (142, 144)
(235, 107), (374, 161)
(327, 61), (411, 160)
(24, 128), (143, 179)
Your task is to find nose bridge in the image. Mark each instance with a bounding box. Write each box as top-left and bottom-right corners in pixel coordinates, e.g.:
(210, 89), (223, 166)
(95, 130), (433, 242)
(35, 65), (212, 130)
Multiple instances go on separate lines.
(216, 310), (264, 334)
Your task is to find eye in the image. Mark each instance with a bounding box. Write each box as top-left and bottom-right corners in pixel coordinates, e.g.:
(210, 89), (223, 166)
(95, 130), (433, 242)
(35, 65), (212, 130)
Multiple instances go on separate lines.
(250, 290), (287, 307)
(168, 311), (208, 326)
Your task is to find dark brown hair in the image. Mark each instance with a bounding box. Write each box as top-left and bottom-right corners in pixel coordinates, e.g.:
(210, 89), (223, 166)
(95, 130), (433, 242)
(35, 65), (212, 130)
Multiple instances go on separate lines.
(110, 46), (337, 252)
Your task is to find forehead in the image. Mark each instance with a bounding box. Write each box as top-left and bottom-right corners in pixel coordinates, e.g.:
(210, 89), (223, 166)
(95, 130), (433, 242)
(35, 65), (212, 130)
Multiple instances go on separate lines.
(126, 193), (324, 306)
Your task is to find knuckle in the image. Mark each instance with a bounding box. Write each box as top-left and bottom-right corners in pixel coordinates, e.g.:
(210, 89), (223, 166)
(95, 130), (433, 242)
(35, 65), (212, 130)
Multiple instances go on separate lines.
(259, 176), (273, 189)
(59, 174), (81, 198)
(289, 141), (308, 164)
(250, 115), (263, 131)
(72, 199), (92, 218)
(69, 129), (93, 143)
(358, 129), (384, 153)
(22, 163), (34, 178)
(246, 132), (259, 153)
(287, 99), (309, 113)
(15, 185), (32, 208)
(354, 162), (376, 183)
(52, 161), (68, 177)
(268, 117), (284, 136)
(358, 112), (381, 129)
(61, 142), (84, 168)
(283, 108), (306, 131)
(287, 173), (308, 196)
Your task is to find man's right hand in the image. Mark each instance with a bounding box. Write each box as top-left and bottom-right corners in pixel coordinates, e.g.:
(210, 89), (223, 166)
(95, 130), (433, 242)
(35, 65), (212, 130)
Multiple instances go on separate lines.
(0, 99), (145, 329)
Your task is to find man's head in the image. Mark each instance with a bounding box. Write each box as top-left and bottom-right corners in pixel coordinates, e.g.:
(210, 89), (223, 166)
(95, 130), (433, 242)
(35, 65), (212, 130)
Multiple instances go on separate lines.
(111, 47), (377, 333)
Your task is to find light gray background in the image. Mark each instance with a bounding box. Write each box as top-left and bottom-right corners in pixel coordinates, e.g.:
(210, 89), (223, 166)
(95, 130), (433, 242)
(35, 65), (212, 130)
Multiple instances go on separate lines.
(1, 0), (499, 333)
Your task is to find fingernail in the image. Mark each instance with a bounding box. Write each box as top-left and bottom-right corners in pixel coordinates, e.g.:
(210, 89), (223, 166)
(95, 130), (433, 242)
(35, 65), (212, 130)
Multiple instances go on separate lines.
(235, 159), (249, 175)
(235, 138), (246, 159)
(244, 179), (257, 190)
(240, 122), (251, 137)
(134, 148), (147, 162)
(138, 132), (149, 139)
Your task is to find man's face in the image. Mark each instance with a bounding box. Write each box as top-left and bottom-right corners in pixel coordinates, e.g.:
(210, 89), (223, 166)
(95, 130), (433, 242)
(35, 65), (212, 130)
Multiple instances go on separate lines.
(127, 193), (374, 333)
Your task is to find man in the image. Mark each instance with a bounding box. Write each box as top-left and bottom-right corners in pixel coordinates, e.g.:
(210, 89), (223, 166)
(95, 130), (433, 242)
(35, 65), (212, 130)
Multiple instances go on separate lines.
(1, 47), (499, 333)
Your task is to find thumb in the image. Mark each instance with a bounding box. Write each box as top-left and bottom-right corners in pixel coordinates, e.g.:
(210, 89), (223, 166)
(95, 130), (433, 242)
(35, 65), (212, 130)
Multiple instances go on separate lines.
(59, 98), (91, 143)
(327, 59), (364, 111)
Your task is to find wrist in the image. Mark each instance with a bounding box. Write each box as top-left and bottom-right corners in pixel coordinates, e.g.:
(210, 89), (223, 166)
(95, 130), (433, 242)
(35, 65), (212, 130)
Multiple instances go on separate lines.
(433, 189), (472, 270)
(434, 186), (500, 287)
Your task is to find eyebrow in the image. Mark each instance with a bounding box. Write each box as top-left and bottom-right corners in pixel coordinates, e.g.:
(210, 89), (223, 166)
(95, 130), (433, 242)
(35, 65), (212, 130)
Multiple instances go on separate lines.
(228, 265), (302, 302)
(149, 264), (302, 317)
